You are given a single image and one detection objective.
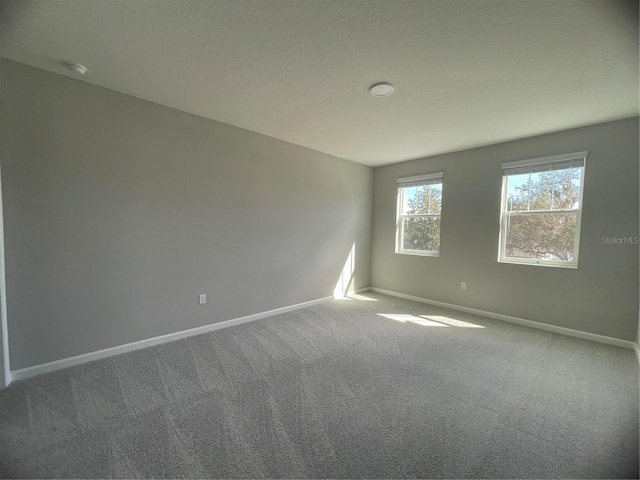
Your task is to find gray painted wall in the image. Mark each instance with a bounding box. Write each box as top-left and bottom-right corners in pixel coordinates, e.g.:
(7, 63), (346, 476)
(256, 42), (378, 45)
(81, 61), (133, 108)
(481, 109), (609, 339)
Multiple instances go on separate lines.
(0, 341), (3, 387)
(0, 168), (8, 386)
(0, 58), (373, 370)
(371, 118), (639, 342)
(0, 310), (5, 386)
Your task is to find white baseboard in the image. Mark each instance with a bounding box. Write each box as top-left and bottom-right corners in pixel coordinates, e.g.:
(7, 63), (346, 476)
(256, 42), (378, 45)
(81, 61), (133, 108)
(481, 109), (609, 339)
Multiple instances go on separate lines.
(8, 288), (636, 383)
(10, 295), (333, 382)
(370, 287), (636, 350)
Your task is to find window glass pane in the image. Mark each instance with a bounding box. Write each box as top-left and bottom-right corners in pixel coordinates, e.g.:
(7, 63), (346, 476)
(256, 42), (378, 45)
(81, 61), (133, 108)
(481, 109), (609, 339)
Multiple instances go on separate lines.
(402, 183), (442, 215)
(528, 171), (552, 210)
(506, 167), (582, 212)
(551, 166), (582, 210)
(504, 212), (577, 262)
(402, 216), (440, 252)
(506, 173), (530, 211)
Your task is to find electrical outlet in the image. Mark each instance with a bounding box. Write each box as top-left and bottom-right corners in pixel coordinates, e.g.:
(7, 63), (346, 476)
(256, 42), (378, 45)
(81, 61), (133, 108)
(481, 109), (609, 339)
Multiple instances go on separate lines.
(198, 294), (206, 304)
(461, 282), (467, 290)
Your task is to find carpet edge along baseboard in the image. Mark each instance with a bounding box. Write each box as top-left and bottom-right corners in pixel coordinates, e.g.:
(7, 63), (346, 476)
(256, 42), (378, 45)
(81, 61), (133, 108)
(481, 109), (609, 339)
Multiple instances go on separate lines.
(8, 287), (638, 385)
(9, 295), (334, 383)
(369, 287), (637, 350)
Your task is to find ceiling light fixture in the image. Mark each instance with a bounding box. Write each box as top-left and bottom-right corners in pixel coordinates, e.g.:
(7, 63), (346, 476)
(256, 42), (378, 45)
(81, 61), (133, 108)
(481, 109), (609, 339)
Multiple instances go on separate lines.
(369, 82), (394, 97)
(65, 62), (87, 75)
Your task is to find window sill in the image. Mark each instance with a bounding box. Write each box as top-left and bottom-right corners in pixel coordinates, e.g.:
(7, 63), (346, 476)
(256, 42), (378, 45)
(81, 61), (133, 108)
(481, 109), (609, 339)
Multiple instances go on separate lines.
(498, 258), (578, 269)
(396, 250), (440, 258)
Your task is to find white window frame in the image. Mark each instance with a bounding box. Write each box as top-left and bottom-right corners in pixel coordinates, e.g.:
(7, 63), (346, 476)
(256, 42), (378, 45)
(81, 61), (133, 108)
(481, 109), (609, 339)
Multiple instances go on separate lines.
(396, 172), (444, 257)
(498, 151), (587, 268)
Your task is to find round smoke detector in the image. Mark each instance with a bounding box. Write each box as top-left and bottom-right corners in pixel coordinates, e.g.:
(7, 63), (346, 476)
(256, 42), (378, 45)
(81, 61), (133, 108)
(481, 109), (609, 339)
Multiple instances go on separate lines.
(369, 82), (394, 97)
(65, 62), (87, 75)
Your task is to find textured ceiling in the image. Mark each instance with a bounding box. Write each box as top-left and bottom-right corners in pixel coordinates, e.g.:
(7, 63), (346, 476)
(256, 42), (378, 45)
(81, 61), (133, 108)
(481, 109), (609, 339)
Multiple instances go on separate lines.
(0, 0), (638, 167)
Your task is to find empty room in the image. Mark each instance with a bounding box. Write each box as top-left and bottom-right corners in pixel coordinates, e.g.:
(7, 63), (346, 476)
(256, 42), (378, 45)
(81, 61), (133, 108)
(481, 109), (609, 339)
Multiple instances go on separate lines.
(0, 0), (638, 478)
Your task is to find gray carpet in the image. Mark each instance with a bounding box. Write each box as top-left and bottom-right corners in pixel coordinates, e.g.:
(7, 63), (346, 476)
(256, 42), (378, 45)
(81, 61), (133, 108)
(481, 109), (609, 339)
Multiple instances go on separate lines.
(0, 292), (638, 479)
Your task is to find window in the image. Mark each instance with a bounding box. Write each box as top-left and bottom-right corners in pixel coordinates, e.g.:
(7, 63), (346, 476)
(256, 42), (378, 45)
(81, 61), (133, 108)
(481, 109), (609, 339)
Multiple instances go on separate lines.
(499, 151), (587, 268)
(396, 172), (444, 256)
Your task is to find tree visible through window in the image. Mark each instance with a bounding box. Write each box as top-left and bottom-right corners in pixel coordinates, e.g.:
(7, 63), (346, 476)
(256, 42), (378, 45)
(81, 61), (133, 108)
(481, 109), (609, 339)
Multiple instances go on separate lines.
(396, 173), (443, 256)
(500, 153), (586, 267)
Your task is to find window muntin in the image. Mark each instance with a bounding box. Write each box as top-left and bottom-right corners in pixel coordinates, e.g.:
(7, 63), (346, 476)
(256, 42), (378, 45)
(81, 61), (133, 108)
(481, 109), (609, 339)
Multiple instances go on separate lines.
(499, 152), (586, 268)
(396, 173), (443, 256)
